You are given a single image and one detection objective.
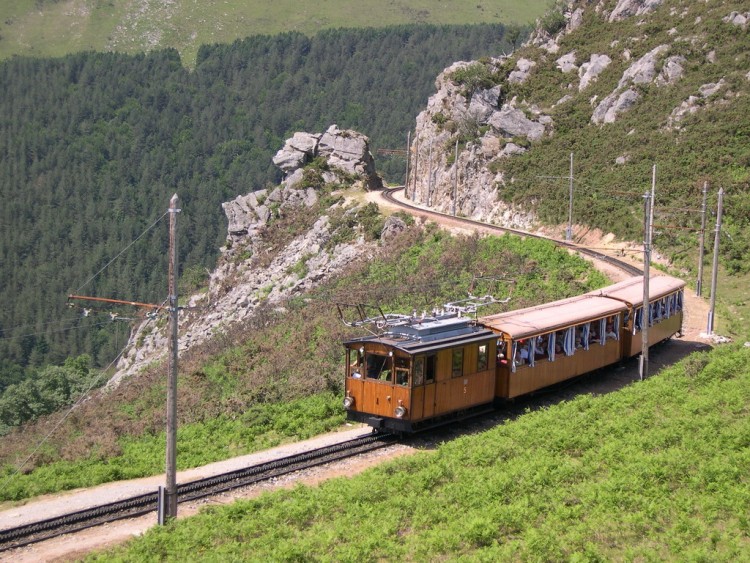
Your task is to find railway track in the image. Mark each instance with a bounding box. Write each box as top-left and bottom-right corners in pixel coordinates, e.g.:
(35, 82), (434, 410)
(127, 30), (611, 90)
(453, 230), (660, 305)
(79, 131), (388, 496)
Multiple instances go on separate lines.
(381, 187), (644, 277)
(0, 189), (645, 553)
(0, 433), (396, 552)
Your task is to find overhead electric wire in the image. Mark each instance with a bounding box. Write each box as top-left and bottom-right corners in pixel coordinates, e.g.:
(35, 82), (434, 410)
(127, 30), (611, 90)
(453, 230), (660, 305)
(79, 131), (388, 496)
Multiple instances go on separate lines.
(0, 299), (168, 494)
(73, 210), (169, 294)
(0, 320), (112, 341)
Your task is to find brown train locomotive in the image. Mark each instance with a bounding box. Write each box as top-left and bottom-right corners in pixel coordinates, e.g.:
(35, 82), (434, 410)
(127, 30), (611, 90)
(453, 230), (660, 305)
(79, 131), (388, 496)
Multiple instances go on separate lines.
(343, 275), (685, 433)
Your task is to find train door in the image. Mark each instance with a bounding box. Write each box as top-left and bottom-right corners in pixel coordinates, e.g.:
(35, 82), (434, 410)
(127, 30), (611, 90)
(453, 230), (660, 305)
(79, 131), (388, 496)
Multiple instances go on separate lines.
(414, 354), (437, 421)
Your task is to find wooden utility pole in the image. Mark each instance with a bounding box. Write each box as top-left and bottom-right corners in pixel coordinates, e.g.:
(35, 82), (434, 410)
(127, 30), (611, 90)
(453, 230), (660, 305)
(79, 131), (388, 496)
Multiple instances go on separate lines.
(707, 188), (724, 334)
(696, 181), (708, 296)
(639, 190), (652, 381)
(404, 131), (411, 199)
(452, 140), (459, 216)
(567, 152), (574, 241)
(164, 193), (180, 521)
(427, 140), (434, 207)
(412, 136), (419, 202)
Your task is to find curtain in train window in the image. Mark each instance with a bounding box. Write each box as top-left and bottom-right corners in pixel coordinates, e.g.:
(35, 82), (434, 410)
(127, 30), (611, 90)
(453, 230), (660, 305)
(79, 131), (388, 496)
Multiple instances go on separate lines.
(676, 290), (683, 311)
(666, 294), (673, 318)
(547, 333), (556, 362)
(563, 327), (575, 356)
(613, 313), (621, 340)
(511, 341), (518, 373)
(635, 307), (643, 332)
(528, 337), (536, 367)
(598, 318), (607, 345)
(582, 322), (590, 350)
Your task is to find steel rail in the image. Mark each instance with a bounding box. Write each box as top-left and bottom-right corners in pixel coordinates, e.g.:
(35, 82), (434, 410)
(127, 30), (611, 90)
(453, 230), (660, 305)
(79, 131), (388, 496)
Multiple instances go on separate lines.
(0, 433), (395, 551)
(381, 187), (644, 277)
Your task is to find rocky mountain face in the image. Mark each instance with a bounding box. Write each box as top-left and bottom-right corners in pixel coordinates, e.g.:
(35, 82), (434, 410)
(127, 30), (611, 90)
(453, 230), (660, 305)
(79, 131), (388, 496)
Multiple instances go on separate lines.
(407, 0), (749, 236)
(114, 0), (749, 382)
(113, 126), (383, 383)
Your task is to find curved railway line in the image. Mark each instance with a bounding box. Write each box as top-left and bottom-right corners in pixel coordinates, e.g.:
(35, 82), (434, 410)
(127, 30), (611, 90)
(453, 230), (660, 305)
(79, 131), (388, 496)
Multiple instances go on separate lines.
(0, 188), (654, 554)
(0, 433), (396, 552)
(380, 187), (644, 277)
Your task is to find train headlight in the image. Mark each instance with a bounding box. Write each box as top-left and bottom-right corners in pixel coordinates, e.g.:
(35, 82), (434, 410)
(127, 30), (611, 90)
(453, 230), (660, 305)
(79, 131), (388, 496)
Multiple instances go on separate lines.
(343, 395), (355, 409)
(394, 405), (407, 419)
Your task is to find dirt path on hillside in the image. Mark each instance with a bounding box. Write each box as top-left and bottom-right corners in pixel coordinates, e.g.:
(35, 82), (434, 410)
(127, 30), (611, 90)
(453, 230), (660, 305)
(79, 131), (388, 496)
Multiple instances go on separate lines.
(4, 190), (717, 562)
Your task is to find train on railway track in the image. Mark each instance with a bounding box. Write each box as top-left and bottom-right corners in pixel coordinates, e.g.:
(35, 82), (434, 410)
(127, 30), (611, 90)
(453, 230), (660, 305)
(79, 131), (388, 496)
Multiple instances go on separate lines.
(342, 274), (685, 433)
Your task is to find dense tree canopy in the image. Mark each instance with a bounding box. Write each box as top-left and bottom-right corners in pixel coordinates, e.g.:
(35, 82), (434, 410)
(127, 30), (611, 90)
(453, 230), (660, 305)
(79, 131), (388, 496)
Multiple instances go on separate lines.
(0, 24), (516, 377)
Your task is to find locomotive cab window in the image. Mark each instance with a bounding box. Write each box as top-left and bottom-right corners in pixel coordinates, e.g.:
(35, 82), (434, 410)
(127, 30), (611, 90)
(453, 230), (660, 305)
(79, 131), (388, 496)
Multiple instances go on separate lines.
(366, 353), (391, 382)
(348, 348), (364, 378)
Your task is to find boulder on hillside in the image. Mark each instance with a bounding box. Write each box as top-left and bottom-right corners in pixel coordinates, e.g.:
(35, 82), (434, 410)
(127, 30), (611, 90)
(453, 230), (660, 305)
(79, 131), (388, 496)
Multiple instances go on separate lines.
(488, 106), (545, 141)
(272, 132), (320, 172)
(609, 0), (663, 22)
(272, 125), (383, 191)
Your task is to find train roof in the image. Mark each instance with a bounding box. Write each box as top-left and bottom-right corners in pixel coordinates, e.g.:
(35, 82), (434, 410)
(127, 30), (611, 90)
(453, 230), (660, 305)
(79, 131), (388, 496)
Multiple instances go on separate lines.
(478, 293), (627, 340)
(344, 315), (496, 355)
(587, 274), (685, 306)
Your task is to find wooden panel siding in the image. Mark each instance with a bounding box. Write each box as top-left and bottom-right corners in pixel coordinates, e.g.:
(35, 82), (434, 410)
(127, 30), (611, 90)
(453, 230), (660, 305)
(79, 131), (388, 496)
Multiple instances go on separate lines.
(622, 313), (683, 357)
(497, 339), (622, 399)
(346, 377), (410, 418)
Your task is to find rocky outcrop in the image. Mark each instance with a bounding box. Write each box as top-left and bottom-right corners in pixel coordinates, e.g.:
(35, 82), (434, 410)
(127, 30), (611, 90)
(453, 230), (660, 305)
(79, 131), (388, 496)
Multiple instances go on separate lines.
(723, 11), (750, 29)
(665, 79), (727, 131)
(579, 54), (612, 91)
(272, 125), (382, 191)
(406, 59), (544, 228)
(608, 0), (663, 22)
(112, 128), (384, 384)
(592, 45), (675, 124)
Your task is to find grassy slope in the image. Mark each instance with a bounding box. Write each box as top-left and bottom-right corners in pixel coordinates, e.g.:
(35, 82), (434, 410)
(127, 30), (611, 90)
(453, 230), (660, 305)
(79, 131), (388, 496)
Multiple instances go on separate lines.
(93, 345), (750, 561)
(0, 226), (606, 502)
(0, 0), (552, 66)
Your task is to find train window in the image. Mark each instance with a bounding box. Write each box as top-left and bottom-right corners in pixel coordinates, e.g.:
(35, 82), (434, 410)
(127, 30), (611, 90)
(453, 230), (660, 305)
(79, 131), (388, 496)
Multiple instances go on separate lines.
(348, 348), (364, 378)
(477, 344), (488, 371)
(366, 354), (391, 382)
(425, 355), (436, 383)
(395, 357), (410, 386)
(413, 357), (425, 386)
(561, 327), (575, 356)
(452, 349), (464, 378)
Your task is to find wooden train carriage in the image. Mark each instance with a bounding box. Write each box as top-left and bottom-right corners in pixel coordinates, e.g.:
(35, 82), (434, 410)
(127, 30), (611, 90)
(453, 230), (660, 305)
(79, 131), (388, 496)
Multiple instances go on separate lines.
(589, 275), (685, 357)
(479, 294), (630, 399)
(343, 315), (497, 432)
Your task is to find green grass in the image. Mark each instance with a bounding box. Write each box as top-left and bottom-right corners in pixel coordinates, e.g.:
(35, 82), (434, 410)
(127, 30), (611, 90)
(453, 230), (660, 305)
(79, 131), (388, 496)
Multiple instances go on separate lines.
(0, 0), (553, 66)
(90, 344), (750, 561)
(0, 392), (345, 502)
(0, 230), (607, 503)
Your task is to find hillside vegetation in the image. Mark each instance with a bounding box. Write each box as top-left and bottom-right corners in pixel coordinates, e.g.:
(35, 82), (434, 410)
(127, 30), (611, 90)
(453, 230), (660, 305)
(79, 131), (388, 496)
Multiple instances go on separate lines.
(93, 344), (750, 561)
(0, 24), (513, 377)
(0, 219), (606, 500)
(0, 0), (551, 66)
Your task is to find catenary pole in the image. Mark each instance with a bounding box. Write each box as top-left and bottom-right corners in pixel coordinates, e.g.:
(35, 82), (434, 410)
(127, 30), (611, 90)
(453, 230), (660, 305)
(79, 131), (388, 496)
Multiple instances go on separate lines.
(427, 140), (434, 207)
(707, 187), (724, 334)
(165, 193), (180, 520)
(412, 136), (419, 202)
(404, 131), (411, 200)
(639, 191), (651, 381)
(696, 181), (708, 296)
(567, 152), (574, 241)
(452, 140), (459, 216)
